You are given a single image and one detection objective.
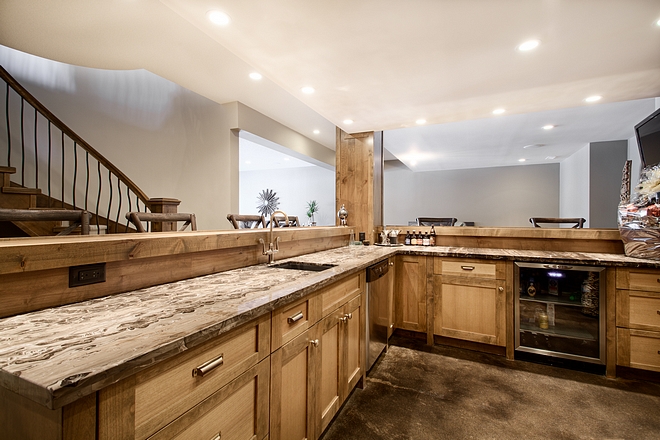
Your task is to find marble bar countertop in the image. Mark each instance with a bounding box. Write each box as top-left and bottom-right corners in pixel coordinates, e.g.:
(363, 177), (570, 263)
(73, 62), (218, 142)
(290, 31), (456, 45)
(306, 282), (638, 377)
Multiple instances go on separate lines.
(1, 244), (659, 410)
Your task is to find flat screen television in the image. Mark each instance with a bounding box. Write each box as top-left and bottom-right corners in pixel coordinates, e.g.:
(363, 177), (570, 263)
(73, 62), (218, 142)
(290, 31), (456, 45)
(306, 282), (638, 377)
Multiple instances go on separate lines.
(636, 107), (660, 168)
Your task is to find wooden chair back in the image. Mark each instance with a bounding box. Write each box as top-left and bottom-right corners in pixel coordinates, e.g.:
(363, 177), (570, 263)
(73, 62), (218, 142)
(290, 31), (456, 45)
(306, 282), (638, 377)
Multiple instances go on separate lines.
(271, 215), (300, 227)
(417, 217), (457, 226)
(226, 214), (267, 229)
(529, 217), (586, 228)
(126, 212), (197, 232)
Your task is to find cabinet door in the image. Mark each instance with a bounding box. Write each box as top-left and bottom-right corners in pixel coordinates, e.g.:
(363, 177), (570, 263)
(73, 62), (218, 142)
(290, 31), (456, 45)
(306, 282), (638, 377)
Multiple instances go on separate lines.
(341, 294), (363, 402)
(395, 255), (427, 332)
(271, 328), (318, 440)
(316, 308), (343, 434)
(434, 275), (506, 346)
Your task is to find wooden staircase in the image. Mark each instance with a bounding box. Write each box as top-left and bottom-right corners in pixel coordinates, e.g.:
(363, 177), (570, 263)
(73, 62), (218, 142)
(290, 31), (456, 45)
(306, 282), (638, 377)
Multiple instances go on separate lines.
(0, 65), (180, 237)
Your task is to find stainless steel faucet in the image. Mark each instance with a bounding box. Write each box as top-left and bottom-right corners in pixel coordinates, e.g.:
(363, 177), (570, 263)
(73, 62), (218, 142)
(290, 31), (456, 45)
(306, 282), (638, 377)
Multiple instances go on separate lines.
(259, 210), (289, 264)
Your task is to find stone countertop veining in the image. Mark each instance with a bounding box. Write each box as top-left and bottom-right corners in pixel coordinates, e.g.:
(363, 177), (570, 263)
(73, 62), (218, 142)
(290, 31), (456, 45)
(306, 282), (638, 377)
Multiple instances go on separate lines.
(1, 244), (659, 410)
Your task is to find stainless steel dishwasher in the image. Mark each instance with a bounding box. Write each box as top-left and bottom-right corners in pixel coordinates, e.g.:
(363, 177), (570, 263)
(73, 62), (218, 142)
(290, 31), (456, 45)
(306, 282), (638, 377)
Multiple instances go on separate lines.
(366, 258), (392, 372)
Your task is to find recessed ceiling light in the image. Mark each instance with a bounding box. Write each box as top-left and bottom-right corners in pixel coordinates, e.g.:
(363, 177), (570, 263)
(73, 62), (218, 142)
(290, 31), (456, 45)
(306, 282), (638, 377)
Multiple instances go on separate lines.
(545, 156), (557, 160)
(416, 119), (427, 125)
(207, 10), (230, 26)
(313, 129), (320, 135)
(518, 40), (540, 51)
(249, 72), (262, 80)
(343, 119), (353, 125)
(493, 108), (506, 115)
(301, 86), (315, 94)
(543, 125), (555, 130)
(518, 158), (526, 162)
(585, 95), (602, 103)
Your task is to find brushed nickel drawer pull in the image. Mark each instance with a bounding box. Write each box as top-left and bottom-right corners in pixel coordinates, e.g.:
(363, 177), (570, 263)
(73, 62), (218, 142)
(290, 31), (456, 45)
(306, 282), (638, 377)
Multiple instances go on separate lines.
(498, 286), (504, 292)
(310, 339), (319, 347)
(210, 433), (221, 440)
(340, 316), (348, 323)
(461, 266), (475, 271)
(288, 311), (304, 324)
(345, 313), (353, 320)
(192, 354), (224, 378)
(657, 310), (660, 315)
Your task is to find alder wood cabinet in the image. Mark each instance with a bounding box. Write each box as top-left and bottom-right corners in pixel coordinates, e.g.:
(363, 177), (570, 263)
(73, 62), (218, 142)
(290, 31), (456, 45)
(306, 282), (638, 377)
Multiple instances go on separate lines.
(270, 273), (365, 440)
(98, 314), (271, 440)
(394, 255), (427, 333)
(616, 267), (660, 373)
(433, 258), (507, 347)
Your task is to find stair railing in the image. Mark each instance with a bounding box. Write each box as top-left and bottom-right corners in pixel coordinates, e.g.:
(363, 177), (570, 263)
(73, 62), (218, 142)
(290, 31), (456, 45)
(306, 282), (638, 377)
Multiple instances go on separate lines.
(1, 65), (152, 233)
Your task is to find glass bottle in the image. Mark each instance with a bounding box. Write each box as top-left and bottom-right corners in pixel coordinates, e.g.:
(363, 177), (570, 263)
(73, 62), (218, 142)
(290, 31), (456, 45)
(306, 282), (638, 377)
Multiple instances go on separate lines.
(411, 230), (417, 246)
(405, 231), (411, 246)
(429, 226), (436, 246)
(423, 232), (430, 246)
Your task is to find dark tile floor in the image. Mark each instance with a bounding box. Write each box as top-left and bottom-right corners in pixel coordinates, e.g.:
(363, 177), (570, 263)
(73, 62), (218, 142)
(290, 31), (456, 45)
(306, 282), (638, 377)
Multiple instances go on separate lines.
(321, 335), (660, 440)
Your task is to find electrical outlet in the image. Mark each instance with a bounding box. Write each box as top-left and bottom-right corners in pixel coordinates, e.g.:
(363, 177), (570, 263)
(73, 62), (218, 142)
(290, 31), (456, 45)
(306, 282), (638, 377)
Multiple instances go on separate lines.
(69, 263), (106, 288)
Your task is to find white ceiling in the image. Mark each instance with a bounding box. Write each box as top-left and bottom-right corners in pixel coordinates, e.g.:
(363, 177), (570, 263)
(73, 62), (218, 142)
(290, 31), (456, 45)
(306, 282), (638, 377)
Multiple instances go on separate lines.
(1, 0), (659, 171)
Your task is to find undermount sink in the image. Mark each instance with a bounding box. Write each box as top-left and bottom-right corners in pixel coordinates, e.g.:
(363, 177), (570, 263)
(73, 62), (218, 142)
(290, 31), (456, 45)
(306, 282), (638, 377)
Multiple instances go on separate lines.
(269, 261), (337, 272)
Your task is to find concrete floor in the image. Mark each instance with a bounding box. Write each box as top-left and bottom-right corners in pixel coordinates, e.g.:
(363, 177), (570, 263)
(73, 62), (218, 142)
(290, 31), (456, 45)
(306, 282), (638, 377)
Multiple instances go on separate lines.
(321, 335), (660, 440)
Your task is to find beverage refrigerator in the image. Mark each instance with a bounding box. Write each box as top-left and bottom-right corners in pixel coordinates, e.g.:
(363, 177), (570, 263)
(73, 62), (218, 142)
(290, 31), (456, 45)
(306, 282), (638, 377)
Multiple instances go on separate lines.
(515, 262), (606, 369)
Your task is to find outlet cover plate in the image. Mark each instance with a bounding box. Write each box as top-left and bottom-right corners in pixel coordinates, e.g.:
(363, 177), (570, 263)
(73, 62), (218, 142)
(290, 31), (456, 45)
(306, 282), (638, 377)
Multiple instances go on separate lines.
(69, 263), (106, 288)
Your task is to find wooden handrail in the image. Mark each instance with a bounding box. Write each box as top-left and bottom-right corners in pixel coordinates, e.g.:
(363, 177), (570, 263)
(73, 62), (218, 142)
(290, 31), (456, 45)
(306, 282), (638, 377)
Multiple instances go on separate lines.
(0, 65), (150, 207)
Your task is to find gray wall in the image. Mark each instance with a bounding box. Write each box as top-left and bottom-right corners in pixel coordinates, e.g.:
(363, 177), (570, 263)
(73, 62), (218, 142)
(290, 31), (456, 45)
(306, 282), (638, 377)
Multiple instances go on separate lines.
(384, 162), (560, 227)
(589, 140), (628, 228)
(559, 145), (590, 226)
(240, 166), (335, 226)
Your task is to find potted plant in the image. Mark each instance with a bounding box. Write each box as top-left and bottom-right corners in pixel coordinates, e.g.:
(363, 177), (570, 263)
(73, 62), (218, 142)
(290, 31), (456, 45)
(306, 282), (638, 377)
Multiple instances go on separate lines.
(306, 200), (319, 226)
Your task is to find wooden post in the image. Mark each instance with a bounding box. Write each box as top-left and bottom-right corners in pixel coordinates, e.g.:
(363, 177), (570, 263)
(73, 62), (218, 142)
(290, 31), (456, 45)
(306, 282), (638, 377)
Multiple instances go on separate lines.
(147, 198), (181, 232)
(336, 128), (376, 242)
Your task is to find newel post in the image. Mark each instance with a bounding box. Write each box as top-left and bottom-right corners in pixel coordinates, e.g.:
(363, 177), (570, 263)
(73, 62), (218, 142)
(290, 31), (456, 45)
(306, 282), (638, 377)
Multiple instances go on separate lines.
(148, 198), (181, 232)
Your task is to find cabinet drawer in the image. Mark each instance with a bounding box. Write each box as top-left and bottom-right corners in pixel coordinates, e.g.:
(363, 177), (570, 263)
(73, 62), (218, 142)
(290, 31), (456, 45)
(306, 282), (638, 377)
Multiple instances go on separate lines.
(133, 315), (270, 440)
(616, 268), (660, 292)
(617, 328), (660, 373)
(272, 293), (320, 351)
(616, 290), (660, 331)
(631, 295), (660, 331)
(320, 273), (363, 318)
(436, 259), (499, 279)
(148, 360), (269, 440)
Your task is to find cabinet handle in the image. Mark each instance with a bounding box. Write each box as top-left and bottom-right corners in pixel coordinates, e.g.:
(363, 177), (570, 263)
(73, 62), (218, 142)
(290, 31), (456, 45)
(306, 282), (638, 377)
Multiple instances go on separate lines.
(461, 266), (475, 271)
(287, 311), (304, 324)
(498, 286), (504, 292)
(340, 316), (348, 323)
(310, 339), (319, 347)
(389, 262), (394, 266)
(210, 433), (221, 440)
(345, 313), (353, 320)
(192, 354), (224, 378)
(657, 310), (660, 315)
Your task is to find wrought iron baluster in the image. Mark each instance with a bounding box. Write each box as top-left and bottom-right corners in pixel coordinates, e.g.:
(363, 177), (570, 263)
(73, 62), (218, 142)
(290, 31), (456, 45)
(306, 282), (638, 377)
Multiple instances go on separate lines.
(61, 132), (65, 208)
(85, 151), (89, 211)
(125, 189), (133, 232)
(107, 171), (113, 231)
(34, 107), (38, 189)
(47, 121), (52, 207)
(20, 99), (24, 186)
(5, 83), (10, 166)
(96, 161), (101, 231)
(72, 141), (77, 209)
(115, 176), (122, 233)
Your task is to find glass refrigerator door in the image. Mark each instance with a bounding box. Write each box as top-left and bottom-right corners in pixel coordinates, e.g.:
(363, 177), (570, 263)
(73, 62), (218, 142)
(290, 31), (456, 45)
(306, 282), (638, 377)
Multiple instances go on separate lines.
(515, 263), (605, 364)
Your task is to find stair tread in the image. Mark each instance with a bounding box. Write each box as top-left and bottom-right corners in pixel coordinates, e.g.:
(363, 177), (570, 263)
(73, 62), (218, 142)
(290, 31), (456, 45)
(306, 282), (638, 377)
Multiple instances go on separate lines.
(2, 187), (42, 195)
(0, 166), (17, 174)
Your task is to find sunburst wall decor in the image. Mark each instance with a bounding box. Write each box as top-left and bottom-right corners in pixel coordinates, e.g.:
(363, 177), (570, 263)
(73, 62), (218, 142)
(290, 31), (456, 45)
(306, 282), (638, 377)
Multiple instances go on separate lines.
(256, 188), (280, 217)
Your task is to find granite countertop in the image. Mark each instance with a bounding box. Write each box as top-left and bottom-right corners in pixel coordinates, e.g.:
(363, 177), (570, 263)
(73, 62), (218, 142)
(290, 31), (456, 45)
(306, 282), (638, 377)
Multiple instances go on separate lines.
(1, 244), (659, 410)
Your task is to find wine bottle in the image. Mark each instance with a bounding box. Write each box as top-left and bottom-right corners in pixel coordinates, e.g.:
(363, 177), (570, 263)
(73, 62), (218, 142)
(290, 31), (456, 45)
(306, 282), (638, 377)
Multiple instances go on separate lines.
(429, 226), (436, 246)
(411, 230), (417, 246)
(405, 231), (411, 246)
